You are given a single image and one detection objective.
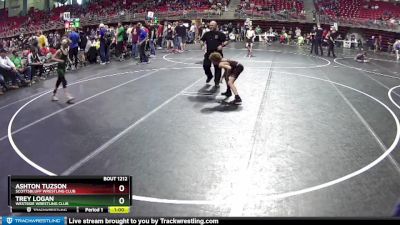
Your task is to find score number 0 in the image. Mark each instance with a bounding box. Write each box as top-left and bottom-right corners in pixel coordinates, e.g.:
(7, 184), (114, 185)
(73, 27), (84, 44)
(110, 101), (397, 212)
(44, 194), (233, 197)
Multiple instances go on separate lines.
(118, 185), (126, 205)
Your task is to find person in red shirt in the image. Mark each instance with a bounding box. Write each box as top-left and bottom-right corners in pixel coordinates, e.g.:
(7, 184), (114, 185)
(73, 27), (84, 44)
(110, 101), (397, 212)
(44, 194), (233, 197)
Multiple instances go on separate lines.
(322, 29), (328, 40)
(131, 24), (140, 58)
(40, 47), (50, 58)
(157, 24), (164, 50)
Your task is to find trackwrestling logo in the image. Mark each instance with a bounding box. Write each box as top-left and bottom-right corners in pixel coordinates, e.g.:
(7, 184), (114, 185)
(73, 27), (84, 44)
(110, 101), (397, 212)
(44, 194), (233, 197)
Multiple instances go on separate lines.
(2, 217), (65, 225)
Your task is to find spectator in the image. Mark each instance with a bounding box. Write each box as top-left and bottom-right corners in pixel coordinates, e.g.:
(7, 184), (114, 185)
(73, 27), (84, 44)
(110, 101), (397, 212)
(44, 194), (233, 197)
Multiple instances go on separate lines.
(131, 24), (140, 59)
(28, 46), (45, 80)
(175, 21), (187, 52)
(0, 48), (26, 88)
(0, 74), (6, 94)
(86, 36), (98, 64)
(255, 25), (262, 35)
(165, 23), (174, 52)
(38, 31), (48, 49)
(116, 22), (125, 61)
(394, 39), (400, 60)
(295, 27), (301, 38)
(99, 23), (110, 65)
(10, 50), (32, 83)
(69, 27), (80, 69)
(138, 23), (149, 64)
(188, 23), (196, 44)
(157, 23), (164, 49)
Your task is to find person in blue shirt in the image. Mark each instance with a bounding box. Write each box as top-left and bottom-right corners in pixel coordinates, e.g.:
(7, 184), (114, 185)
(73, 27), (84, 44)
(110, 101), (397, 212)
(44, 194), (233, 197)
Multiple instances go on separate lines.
(138, 23), (149, 64)
(68, 27), (80, 69)
(99, 23), (110, 65)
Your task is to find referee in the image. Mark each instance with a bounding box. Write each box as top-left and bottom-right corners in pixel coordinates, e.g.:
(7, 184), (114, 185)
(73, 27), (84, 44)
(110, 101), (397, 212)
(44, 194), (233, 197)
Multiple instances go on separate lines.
(201, 21), (229, 87)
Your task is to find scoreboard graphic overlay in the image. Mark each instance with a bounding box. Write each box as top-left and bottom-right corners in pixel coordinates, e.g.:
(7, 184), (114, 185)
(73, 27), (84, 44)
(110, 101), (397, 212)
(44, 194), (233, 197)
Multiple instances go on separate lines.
(8, 176), (132, 213)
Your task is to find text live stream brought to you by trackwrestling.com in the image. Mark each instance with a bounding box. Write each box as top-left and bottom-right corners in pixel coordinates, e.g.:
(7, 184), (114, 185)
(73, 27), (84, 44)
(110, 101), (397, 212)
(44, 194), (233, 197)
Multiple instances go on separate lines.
(0, 217), (222, 225)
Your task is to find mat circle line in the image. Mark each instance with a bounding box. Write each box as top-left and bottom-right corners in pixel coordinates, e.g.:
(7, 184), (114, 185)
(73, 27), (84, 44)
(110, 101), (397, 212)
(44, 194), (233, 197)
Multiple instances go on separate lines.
(163, 49), (331, 69)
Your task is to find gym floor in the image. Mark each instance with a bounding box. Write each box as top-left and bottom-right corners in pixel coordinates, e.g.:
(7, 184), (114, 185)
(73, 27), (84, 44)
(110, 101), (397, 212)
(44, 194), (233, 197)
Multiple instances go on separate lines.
(1, 42), (400, 217)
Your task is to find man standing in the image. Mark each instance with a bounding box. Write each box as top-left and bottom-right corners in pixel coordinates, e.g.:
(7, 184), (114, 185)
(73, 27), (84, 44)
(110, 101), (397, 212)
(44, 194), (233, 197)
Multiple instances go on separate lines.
(138, 23), (149, 64)
(315, 25), (324, 56)
(295, 27), (301, 38)
(394, 39), (400, 61)
(189, 23), (196, 44)
(200, 21), (228, 87)
(157, 23), (164, 49)
(175, 21), (187, 52)
(148, 23), (157, 57)
(99, 23), (110, 65)
(116, 22), (125, 61)
(326, 28), (337, 58)
(69, 27), (80, 69)
(310, 25), (316, 55)
(131, 24), (139, 59)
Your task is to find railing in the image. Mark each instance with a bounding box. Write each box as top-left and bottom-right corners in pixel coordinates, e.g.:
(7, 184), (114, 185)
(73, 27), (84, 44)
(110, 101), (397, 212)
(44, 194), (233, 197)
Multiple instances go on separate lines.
(319, 14), (400, 32)
(80, 10), (225, 26)
(234, 10), (307, 22)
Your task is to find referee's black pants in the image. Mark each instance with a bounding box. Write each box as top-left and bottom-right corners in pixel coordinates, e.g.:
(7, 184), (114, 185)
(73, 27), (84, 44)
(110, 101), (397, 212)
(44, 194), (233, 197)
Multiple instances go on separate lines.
(310, 39), (316, 54)
(203, 51), (222, 85)
(327, 40), (336, 57)
(139, 42), (148, 63)
(69, 47), (79, 68)
(116, 41), (124, 58)
(316, 38), (324, 56)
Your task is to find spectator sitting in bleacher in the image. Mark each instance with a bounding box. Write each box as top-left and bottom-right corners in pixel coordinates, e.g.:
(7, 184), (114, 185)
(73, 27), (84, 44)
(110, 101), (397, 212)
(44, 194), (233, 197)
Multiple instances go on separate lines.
(28, 46), (45, 80)
(40, 47), (55, 60)
(255, 25), (262, 35)
(10, 50), (32, 84)
(297, 34), (305, 46)
(0, 74), (6, 95)
(0, 48), (28, 88)
(87, 36), (99, 64)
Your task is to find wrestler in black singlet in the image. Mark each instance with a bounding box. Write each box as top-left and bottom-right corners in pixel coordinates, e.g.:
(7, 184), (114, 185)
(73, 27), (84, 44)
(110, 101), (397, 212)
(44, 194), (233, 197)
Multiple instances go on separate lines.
(227, 60), (244, 79)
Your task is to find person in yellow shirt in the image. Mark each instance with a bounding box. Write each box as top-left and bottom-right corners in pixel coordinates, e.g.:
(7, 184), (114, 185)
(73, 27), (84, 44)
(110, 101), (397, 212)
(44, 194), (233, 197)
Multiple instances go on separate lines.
(37, 31), (48, 49)
(94, 38), (100, 50)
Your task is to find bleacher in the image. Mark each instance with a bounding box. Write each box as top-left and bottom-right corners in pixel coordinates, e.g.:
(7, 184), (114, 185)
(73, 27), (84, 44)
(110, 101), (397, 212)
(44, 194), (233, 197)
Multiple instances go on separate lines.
(359, 1), (400, 20)
(316, 0), (400, 20)
(0, 0), (147, 37)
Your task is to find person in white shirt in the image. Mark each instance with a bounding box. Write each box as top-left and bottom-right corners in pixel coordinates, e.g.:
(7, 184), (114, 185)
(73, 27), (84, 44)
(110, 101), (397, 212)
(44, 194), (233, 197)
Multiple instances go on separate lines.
(0, 48), (26, 88)
(189, 23), (196, 43)
(126, 25), (133, 45)
(394, 39), (400, 61)
(295, 27), (301, 38)
(246, 26), (256, 57)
